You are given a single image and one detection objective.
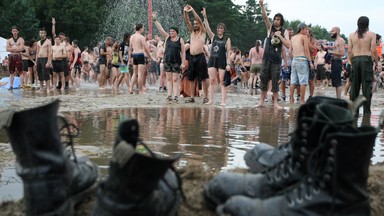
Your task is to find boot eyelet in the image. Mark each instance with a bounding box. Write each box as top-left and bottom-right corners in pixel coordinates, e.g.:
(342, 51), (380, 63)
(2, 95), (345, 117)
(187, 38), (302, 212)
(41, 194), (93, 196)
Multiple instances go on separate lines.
(330, 139), (338, 146)
(305, 193), (313, 200)
(288, 200), (295, 207)
(282, 172), (289, 179)
(313, 187), (320, 195)
(296, 197), (304, 204)
(275, 175), (281, 181)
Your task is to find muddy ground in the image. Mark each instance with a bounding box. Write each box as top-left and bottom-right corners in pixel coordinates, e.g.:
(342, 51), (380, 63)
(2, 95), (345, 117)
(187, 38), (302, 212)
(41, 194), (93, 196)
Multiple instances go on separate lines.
(0, 83), (384, 215)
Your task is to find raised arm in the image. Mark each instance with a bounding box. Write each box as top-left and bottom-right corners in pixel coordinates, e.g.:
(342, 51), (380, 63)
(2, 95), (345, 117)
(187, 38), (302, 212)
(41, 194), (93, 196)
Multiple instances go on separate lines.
(183, 6), (193, 33)
(201, 7), (214, 40)
(180, 38), (186, 68)
(152, 12), (169, 40)
(259, 0), (271, 31)
(52, 17), (57, 38)
(226, 38), (232, 70)
(188, 5), (206, 34)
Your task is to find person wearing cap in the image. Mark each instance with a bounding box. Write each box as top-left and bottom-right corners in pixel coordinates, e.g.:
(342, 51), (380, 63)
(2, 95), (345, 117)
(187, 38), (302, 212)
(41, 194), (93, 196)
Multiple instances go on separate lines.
(289, 23), (312, 104)
(152, 11), (186, 103)
(256, 0), (290, 110)
(328, 26), (345, 99)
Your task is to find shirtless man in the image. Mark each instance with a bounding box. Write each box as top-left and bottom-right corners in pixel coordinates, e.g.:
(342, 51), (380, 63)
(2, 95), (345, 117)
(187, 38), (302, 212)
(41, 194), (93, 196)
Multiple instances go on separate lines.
(129, 24), (152, 94)
(249, 40), (264, 94)
(183, 4), (209, 103)
(70, 40), (82, 90)
(348, 16), (378, 115)
(51, 36), (67, 91)
(328, 27), (345, 99)
(256, 0), (290, 109)
(289, 23), (312, 104)
(36, 28), (52, 92)
(307, 28), (318, 98)
(315, 44), (327, 89)
(6, 26), (25, 90)
(63, 36), (73, 89)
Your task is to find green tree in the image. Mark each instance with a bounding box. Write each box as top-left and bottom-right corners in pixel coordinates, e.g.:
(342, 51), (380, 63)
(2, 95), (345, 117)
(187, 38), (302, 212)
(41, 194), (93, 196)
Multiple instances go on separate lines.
(0, 0), (40, 41)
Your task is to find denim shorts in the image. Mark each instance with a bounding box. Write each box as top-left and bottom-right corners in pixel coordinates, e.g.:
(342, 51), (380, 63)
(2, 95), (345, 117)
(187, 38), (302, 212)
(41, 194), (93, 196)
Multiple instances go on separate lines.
(291, 57), (309, 85)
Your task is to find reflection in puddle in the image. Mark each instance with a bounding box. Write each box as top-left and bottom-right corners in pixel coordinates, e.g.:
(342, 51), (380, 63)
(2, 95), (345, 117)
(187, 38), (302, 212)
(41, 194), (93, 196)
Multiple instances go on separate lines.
(0, 106), (383, 200)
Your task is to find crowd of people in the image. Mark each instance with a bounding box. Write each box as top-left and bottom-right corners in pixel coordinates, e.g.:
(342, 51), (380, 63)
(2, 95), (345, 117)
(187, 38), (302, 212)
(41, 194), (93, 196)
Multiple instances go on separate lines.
(3, 1), (384, 113)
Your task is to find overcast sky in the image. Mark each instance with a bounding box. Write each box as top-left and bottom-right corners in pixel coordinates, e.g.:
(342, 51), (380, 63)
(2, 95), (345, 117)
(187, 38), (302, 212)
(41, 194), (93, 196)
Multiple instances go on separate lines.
(233, 0), (384, 37)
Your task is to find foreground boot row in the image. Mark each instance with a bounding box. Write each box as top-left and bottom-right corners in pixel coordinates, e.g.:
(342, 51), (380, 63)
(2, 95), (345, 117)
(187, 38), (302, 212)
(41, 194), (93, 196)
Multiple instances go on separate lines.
(204, 96), (378, 215)
(0, 100), (182, 216)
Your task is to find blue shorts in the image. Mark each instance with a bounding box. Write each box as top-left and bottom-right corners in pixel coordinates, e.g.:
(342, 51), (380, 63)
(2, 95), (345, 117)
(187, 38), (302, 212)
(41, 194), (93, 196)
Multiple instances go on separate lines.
(291, 57), (309, 86)
(280, 66), (291, 82)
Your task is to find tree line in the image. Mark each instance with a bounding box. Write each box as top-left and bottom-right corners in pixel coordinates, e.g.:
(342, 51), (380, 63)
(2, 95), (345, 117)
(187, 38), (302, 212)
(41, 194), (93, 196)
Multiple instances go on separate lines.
(0, 0), (340, 51)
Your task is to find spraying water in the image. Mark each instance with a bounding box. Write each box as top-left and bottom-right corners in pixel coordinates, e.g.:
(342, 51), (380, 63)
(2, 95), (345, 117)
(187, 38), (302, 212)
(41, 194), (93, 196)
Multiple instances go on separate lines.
(98, 0), (187, 42)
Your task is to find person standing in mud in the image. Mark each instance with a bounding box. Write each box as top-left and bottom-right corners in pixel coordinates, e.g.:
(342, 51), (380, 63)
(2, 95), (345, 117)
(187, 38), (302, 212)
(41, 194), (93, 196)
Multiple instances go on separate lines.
(36, 28), (52, 92)
(348, 16), (378, 115)
(129, 24), (152, 94)
(70, 39), (82, 90)
(6, 26), (24, 90)
(152, 11), (186, 102)
(183, 4), (209, 104)
(249, 40), (264, 93)
(255, 0), (290, 110)
(328, 27), (345, 99)
(307, 28), (318, 98)
(202, 7), (232, 106)
(51, 36), (67, 91)
(117, 32), (131, 89)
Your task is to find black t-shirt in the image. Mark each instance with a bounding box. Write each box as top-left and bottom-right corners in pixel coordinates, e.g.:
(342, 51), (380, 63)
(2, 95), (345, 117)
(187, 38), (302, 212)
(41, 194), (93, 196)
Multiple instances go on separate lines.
(263, 26), (285, 63)
(119, 42), (129, 62)
(99, 43), (107, 62)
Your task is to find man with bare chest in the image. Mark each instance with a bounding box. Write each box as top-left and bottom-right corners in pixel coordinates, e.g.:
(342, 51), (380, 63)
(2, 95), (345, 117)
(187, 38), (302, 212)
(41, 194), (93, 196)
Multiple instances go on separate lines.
(183, 5), (209, 103)
(6, 26), (25, 90)
(129, 24), (152, 94)
(36, 28), (52, 92)
(52, 36), (67, 91)
(328, 27), (345, 99)
(348, 16), (378, 115)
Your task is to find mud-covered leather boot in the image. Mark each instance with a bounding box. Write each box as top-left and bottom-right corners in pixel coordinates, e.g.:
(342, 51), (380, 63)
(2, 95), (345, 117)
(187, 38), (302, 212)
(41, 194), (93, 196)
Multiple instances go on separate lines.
(0, 100), (98, 216)
(216, 124), (378, 216)
(92, 119), (183, 216)
(244, 96), (365, 173)
(204, 103), (354, 208)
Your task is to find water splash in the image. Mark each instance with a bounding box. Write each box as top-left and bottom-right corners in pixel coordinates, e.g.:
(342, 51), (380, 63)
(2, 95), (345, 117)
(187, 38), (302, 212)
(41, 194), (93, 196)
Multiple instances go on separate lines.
(98, 0), (187, 41)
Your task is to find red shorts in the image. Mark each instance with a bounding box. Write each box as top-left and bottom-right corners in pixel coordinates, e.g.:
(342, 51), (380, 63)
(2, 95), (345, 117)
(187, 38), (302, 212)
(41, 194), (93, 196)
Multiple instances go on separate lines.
(8, 54), (22, 74)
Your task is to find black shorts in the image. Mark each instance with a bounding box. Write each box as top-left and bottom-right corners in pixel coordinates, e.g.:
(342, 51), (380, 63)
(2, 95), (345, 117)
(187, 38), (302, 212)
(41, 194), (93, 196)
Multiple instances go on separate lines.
(52, 60), (66, 73)
(132, 53), (145, 65)
(188, 53), (208, 81)
(331, 59), (342, 87)
(208, 56), (226, 70)
(316, 64), (325, 80)
(37, 58), (50, 81)
(28, 60), (34, 67)
(163, 62), (181, 73)
(22, 60), (29, 72)
(63, 59), (69, 76)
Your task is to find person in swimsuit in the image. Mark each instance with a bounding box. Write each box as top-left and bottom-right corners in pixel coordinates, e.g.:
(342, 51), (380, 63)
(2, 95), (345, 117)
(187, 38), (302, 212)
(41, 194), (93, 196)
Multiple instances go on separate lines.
(202, 7), (232, 106)
(70, 39), (82, 90)
(111, 41), (121, 90)
(242, 51), (251, 88)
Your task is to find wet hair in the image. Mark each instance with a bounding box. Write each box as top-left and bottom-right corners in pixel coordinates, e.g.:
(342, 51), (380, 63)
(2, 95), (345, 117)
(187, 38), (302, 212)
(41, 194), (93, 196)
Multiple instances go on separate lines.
(123, 32), (130, 42)
(59, 32), (65, 36)
(320, 44), (324, 50)
(286, 27), (293, 31)
(11, 26), (19, 31)
(64, 36), (70, 43)
(217, 23), (226, 31)
(72, 39), (79, 46)
(376, 34), (382, 43)
(356, 16), (369, 39)
(39, 28), (47, 33)
(135, 24), (143, 31)
(273, 13), (285, 27)
(256, 40), (262, 53)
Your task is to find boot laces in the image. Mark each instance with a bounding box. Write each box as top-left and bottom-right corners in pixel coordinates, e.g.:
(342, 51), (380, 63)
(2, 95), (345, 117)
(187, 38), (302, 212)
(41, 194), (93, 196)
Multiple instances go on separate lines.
(264, 123), (310, 183)
(285, 122), (342, 214)
(58, 115), (79, 163)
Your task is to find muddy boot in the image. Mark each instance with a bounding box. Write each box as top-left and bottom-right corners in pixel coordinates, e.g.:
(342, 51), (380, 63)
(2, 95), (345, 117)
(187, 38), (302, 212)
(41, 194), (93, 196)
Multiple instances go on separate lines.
(243, 96), (364, 173)
(216, 124), (378, 216)
(204, 103), (354, 208)
(92, 119), (183, 216)
(0, 100), (98, 216)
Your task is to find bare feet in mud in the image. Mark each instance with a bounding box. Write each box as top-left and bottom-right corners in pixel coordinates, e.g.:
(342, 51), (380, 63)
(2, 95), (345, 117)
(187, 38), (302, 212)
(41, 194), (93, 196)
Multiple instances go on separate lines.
(255, 103), (264, 108)
(274, 104), (283, 110)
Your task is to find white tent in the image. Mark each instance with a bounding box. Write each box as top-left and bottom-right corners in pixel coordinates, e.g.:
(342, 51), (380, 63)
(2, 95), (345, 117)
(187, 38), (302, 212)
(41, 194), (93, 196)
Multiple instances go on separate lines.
(0, 37), (9, 63)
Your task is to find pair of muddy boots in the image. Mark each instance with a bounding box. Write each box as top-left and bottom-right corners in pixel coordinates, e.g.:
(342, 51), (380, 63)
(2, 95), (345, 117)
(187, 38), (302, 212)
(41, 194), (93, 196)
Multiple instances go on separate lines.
(204, 96), (378, 215)
(0, 100), (182, 216)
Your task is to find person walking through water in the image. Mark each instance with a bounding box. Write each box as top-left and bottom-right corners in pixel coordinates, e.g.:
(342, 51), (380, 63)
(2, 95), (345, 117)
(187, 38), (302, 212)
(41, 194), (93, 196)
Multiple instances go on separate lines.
(255, 0), (290, 110)
(201, 7), (232, 106)
(348, 16), (378, 115)
(152, 11), (186, 102)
